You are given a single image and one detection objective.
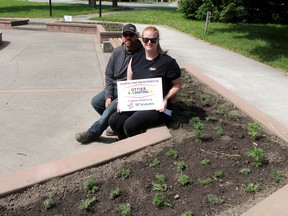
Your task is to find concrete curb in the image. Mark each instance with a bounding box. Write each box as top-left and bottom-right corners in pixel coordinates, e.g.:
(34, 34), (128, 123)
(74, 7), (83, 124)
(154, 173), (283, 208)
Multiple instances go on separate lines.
(0, 125), (171, 197)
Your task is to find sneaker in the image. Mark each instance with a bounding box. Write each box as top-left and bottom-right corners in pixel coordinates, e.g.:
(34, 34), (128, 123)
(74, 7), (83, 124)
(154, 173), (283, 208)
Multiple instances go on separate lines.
(105, 127), (116, 136)
(75, 131), (95, 144)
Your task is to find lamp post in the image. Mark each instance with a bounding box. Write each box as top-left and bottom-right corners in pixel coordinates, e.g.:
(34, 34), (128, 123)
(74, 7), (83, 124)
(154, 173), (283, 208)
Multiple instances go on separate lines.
(49, 0), (52, 17)
(99, 0), (102, 18)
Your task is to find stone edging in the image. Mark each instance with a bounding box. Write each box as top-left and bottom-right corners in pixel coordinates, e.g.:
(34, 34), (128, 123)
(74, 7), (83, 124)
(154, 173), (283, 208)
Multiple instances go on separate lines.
(0, 125), (171, 196)
(46, 22), (122, 43)
(0, 19), (29, 29)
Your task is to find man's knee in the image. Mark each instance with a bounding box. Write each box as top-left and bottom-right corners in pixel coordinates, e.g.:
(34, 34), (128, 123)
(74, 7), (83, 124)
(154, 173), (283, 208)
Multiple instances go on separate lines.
(91, 95), (106, 114)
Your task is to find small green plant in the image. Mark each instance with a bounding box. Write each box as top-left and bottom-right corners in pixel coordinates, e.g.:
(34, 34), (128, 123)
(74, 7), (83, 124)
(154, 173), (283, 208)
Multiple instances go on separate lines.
(174, 161), (187, 172)
(218, 118), (225, 124)
(247, 122), (261, 139)
(205, 116), (217, 122)
(149, 158), (160, 168)
(152, 192), (171, 208)
(79, 197), (96, 211)
(83, 178), (100, 193)
(178, 174), (192, 186)
(198, 177), (213, 186)
(213, 107), (229, 115)
(199, 93), (212, 105)
(181, 210), (194, 216)
(119, 203), (132, 216)
(110, 187), (122, 200)
(152, 173), (168, 191)
(155, 173), (167, 183)
(207, 194), (222, 204)
(214, 170), (224, 178)
(43, 196), (55, 210)
(244, 183), (260, 193)
(240, 167), (252, 175)
(213, 125), (224, 136)
(247, 146), (266, 167)
(116, 168), (132, 179)
(271, 169), (284, 183)
(151, 182), (168, 192)
(190, 116), (205, 143)
(200, 159), (210, 166)
(228, 113), (238, 121)
(189, 117), (205, 139)
(165, 149), (178, 159)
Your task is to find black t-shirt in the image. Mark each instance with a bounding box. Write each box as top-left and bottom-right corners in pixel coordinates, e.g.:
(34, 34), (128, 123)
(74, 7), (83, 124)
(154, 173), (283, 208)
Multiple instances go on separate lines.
(131, 53), (181, 100)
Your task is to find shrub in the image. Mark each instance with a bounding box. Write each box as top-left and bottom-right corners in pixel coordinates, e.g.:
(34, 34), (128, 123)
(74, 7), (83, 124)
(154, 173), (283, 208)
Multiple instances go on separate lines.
(207, 193), (222, 204)
(116, 168), (132, 179)
(155, 173), (167, 183)
(271, 169), (284, 183)
(174, 161), (188, 173)
(152, 193), (171, 208)
(165, 149), (178, 159)
(43, 196), (55, 210)
(177, 0), (203, 19)
(149, 158), (160, 168)
(196, 0), (219, 21)
(247, 122), (261, 140)
(200, 159), (210, 166)
(119, 203), (132, 216)
(83, 178), (99, 193)
(110, 187), (122, 200)
(151, 182), (168, 192)
(181, 210), (194, 216)
(199, 177), (213, 186)
(244, 183), (260, 193)
(178, 174), (192, 186)
(79, 197), (96, 211)
(240, 167), (252, 175)
(247, 146), (266, 168)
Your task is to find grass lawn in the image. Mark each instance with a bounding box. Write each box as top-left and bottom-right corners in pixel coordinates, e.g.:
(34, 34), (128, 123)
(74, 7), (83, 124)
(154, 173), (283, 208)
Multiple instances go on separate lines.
(0, 0), (128, 18)
(0, 0), (287, 72)
(91, 8), (288, 73)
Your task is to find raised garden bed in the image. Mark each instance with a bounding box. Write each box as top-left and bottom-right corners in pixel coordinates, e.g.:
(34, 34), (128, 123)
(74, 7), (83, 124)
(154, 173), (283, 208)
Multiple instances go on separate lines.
(46, 21), (98, 34)
(0, 19), (29, 29)
(46, 21), (122, 42)
(1, 69), (287, 215)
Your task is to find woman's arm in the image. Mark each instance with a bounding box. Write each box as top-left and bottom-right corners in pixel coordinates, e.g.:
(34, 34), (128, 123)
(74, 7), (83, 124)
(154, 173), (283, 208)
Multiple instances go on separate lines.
(159, 77), (182, 112)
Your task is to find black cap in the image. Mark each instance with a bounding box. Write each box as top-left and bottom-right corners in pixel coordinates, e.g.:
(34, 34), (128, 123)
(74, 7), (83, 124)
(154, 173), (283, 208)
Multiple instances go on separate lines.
(122, 23), (137, 34)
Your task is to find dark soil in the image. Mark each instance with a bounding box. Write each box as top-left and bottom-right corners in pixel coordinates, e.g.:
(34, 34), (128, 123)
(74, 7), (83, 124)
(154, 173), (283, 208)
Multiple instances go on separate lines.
(1, 70), (288, 216)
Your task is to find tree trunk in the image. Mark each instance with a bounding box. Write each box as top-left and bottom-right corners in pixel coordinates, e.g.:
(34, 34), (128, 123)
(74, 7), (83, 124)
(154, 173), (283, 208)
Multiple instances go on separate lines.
(88, 0), (96, 8)
(112, 0), (118, 7)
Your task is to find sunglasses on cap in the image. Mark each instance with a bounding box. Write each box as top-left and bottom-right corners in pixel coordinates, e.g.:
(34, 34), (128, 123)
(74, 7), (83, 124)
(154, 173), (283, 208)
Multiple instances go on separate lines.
(122, 32), (136, 38)
(142, 38), (158, 43)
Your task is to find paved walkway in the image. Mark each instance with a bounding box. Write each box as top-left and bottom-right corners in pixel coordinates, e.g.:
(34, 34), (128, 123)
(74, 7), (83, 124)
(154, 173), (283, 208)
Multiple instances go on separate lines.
(1, 13), (288, 215)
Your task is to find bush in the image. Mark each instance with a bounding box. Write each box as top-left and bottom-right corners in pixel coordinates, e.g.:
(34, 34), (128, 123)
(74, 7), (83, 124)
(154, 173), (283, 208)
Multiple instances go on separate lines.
(219, 3), (247, 23)
(178, 0), (287, 24)
(196, 0), (219, 21)
(177, 0), (203, 19)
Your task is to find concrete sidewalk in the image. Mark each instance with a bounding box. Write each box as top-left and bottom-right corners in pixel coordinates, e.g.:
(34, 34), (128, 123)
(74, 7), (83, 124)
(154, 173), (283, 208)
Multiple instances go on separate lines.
(0, 19), (172, 194)
(1, 17), (288, 215)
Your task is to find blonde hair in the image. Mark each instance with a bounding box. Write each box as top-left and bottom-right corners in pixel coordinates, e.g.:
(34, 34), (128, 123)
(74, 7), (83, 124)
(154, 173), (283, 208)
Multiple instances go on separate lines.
(141, 26), (168, 56)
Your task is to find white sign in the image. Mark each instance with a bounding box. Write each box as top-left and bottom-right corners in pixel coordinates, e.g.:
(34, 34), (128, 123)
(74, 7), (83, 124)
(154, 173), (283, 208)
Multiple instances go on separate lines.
(117, 78), (163, 112)
(64, 15), (72, 22)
